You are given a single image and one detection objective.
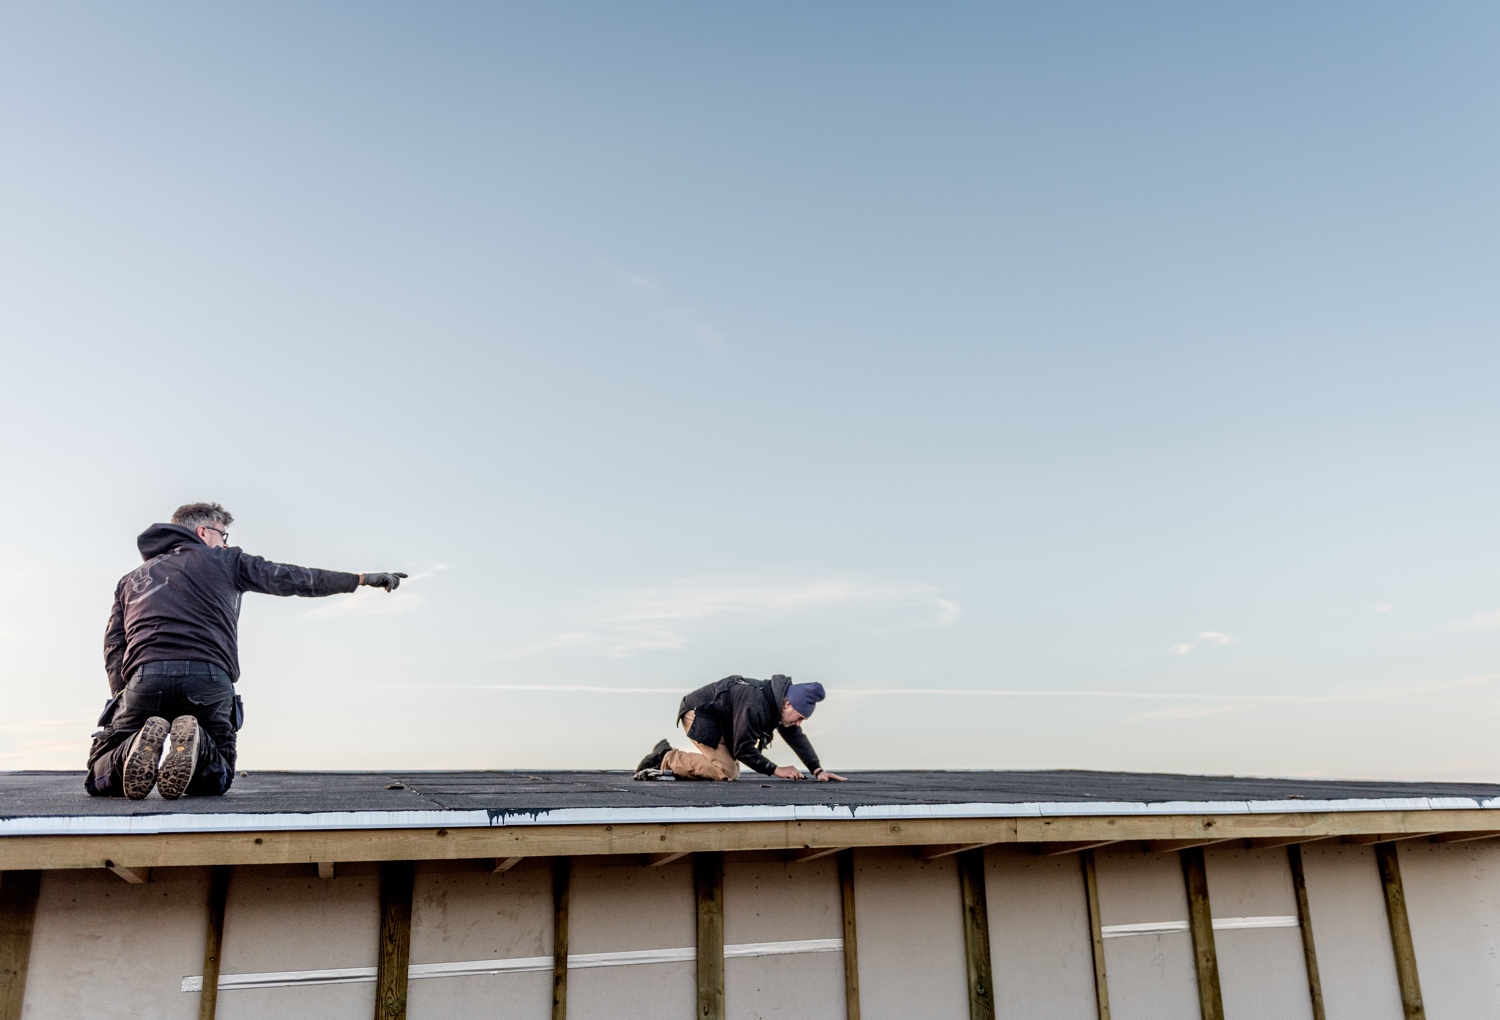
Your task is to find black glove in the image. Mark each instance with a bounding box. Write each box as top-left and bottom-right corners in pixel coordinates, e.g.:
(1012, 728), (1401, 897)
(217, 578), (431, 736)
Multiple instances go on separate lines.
(361, 572), (408, 592)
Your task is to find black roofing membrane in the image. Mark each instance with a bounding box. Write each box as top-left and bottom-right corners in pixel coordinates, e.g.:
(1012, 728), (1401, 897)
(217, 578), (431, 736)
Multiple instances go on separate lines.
(2, 770), (1499, 820)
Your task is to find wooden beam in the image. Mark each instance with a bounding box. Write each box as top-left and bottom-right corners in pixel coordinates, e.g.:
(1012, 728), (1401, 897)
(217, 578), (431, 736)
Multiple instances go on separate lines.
(1040, 840), (1126, 856)
(837, 850), (861, 1020)
(694, 852), (725, 1020)
(1143, 838), (1233, 854)
(1080, 850), (1111, 1020)
(0, 871), (42, 1020)
(1428, 831), (1500, 844)
(374, 861), (414, 1020)
(197, 866), (230, 1020)
(1181, 847), (1225, 1020)
(1374, 842), (1426, 1020)
(492, 856), (524, 873)
(646, 851), (690, 868)
(9, 807), (1500, 871)
(1286, 845), (1326, 1020)
(790, 847), (846, 864)
(317, 862), (336, 880)
(918, 843), (994, 861)
(956, 847), (996, 1020)
(1244, 836), (1336, 850)
(1342, 833), (1436, 845)
(106, 861), (148, 884)
(551, 857), (569, 1020)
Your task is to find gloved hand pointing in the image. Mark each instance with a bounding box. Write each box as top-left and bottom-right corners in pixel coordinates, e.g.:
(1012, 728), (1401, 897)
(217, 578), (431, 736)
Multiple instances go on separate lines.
(361, 572), (409, 592)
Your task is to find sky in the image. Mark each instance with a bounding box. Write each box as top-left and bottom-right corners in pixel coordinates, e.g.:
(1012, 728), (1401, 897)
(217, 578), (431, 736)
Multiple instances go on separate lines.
(1, 2), (1498, 781)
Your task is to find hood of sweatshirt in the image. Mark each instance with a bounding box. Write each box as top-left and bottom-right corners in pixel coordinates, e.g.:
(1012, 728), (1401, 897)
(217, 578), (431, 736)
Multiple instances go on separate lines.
(136, 523), (203, 561)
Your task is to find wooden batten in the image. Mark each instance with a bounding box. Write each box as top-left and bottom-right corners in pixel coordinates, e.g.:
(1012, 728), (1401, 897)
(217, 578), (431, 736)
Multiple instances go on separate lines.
(1286, 845), (1326, 1020)
(789, 846), (846, 864)
(837, 850), (861, 1020)
(1080, 850), (1111, 1020)
(550, 857), (569, 1020)
(492, 856), (524, 873)
(694, 852), (725, 1020)
(956, 848), (996, 1020)
(197, 866), (230, 1020)
(1180, 847), (1225, 1020)
(0, 871), (42, 1020)
(1374, 842), (1427, 1020)
(375, 861), (415, 1020)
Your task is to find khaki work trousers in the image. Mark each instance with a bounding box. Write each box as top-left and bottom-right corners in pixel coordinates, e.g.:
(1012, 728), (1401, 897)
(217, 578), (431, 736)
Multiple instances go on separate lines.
(660, 710), (742, 781)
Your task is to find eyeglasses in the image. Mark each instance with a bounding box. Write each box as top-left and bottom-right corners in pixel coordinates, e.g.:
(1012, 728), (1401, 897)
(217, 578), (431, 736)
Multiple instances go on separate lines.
(203, 526), (229, 542)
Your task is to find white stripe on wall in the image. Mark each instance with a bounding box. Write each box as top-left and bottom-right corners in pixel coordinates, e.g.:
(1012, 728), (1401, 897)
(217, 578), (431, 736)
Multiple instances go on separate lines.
(181, 937), (844, 992)
(1101, 915), (1299, 939)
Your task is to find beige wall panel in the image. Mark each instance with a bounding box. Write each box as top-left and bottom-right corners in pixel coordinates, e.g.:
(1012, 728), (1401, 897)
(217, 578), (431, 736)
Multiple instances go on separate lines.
(406, 859), (552, 1019)
(565, 855), (695, 1020)
(216, 862), (379, 1020)
(1299, 844), (1403, 1020)
(1204, 847), (1313, 1020)
(1395, 840), (1500, 1020)
(851, 848), (968, 1020)
(1094, 850), (1199, 1020)
(726, 953), (844, 1020)
(723, 852), (842, 943)
(21, 867), (207, 1020)
(723, 852), (844, 1020)
(983, 847), (1095, 1020)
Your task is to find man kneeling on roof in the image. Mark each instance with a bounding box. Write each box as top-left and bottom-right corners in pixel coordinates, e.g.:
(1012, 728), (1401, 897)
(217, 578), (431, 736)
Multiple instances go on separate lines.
(636, 674), (846, 782)
(87, 502), (408, 801)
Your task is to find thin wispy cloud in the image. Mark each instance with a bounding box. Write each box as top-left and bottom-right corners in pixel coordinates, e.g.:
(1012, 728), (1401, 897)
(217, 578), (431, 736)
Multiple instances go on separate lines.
(1374, 603), (1395, 613)
(1172, 631), (1236, 656)
(606, 263), (725, 351)
(1129, 704), (1239, 722)
(385, 682), (1500, 707)
(493, 579), (959, 659)
(1463, 609), (1500, 629)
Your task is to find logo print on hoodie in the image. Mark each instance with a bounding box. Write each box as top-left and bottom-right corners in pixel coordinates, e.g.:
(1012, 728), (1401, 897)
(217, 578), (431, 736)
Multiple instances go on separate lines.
(126, 559), (170, 604)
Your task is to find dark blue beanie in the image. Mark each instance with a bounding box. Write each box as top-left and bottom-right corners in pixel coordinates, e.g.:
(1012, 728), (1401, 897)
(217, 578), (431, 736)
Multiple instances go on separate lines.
(786, 682), (826, 717)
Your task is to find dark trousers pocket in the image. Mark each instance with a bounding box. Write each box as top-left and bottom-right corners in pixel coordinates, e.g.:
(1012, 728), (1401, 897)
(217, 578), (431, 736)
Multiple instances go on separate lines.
(232, 695), (244, 731)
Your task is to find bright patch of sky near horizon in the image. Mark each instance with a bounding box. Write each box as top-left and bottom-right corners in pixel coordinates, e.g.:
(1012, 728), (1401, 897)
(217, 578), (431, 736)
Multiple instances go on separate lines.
(2, 2), (1498, 780)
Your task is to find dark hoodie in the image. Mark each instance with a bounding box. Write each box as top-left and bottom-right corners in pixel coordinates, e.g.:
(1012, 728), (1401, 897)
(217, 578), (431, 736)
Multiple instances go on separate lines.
(103, 524), (360, 693)
(677, 674), (823, 776)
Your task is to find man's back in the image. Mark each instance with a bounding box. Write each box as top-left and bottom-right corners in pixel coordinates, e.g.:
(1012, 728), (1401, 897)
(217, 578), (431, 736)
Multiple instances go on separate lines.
(104, 523), (360, 693)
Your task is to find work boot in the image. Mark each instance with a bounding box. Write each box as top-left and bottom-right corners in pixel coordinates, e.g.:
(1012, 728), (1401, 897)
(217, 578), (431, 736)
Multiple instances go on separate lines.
(636, 739), (671, 773)
(156, 715), (201, 801)
(122, 717), (170, 800)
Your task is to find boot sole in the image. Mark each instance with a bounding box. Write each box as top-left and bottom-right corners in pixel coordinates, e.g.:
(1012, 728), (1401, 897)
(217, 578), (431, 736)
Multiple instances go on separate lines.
(157, 716), (200, 800)
(122, 717), (169, 800)
(636, 739), (671, 773)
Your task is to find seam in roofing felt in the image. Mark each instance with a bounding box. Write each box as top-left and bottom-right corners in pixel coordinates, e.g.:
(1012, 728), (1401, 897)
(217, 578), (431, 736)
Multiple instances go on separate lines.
(3, 795), (1496, 837)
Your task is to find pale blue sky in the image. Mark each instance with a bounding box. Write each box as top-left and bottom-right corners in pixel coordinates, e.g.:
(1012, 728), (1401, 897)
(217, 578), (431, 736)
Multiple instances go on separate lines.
(2, 3), (1498, 779)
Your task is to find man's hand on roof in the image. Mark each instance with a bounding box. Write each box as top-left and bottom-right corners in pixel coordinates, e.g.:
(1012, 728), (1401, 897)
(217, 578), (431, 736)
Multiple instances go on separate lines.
(360, 572), (409, 592)
(814, 769), (847, 782)
(773, 765), (803, 780)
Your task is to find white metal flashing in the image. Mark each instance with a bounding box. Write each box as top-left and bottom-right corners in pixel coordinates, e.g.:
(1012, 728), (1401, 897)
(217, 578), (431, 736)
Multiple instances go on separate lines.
(1101, 915), (1299, 939)
(6, 795), (1497, 838)
(180, 937), (844, 992)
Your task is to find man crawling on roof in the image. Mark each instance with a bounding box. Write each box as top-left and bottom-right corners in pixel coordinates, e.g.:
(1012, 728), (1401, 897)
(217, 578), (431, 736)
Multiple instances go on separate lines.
(86, 502), (407, 801)
(635, 674), (846, 782)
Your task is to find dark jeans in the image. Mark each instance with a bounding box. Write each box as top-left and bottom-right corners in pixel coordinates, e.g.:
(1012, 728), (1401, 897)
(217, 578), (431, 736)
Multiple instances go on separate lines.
(85, 661), (241, 797)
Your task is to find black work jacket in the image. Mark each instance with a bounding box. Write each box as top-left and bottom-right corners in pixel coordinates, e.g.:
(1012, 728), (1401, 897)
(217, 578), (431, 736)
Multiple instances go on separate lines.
(103, 524), (360, 692)
(677, 675), (823, 777)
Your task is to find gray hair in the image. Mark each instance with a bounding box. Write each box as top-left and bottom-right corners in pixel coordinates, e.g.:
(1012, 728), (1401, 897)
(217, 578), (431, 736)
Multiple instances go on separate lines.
(170, 502), (235, 530)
